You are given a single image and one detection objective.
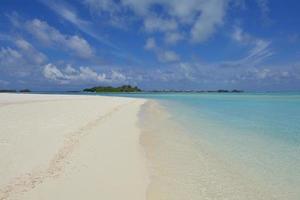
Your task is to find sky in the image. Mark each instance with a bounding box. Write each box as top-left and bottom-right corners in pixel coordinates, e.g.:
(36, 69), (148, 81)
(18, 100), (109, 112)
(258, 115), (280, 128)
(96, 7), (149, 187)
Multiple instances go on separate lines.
(0, 0), (300, 91)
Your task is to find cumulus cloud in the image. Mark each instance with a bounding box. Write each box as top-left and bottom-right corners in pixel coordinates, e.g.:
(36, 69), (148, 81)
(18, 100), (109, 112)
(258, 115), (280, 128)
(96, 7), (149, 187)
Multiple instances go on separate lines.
(40, 60), (300, 90)
(83, 0), (231, 43)
(190, 0), (228, 42)
(43, 63), (65, 81)
(43, 63), (127, 84)
(25, 19), (93, 58)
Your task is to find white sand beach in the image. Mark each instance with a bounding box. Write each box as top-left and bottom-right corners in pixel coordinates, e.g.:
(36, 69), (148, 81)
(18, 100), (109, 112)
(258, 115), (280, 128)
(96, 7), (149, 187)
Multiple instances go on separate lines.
(0, 93), (148, 200)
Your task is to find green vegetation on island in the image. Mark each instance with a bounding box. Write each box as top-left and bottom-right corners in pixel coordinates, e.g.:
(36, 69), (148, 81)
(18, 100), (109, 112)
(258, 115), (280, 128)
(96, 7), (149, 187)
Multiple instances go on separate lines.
(0, 89), (31, 93)
(19, 89), (31, 93)
(83, 85), (142, 93)
(0, 89), (17, 93)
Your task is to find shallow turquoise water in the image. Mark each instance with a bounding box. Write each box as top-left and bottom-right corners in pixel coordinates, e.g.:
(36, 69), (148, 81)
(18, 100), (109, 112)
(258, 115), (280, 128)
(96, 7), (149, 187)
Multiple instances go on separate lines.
(100, 92), (300, 143)
(94, 92), (300, 143)
(94, 92), (300, 198)
(159, 93), (300, 190)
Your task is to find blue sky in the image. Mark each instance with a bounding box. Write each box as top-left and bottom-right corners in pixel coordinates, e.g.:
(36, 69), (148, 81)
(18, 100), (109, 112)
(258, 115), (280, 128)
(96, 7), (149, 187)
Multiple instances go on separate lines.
(0, 0), (300, 91)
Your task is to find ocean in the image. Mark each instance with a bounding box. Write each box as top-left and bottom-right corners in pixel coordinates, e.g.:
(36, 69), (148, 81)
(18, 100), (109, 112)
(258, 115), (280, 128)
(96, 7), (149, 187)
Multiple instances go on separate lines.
(93, 92), (300, 199)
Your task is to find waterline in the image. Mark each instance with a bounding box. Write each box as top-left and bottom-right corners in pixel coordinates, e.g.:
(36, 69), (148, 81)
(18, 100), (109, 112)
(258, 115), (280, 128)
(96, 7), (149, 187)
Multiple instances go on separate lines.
(139, 101), (276, 199)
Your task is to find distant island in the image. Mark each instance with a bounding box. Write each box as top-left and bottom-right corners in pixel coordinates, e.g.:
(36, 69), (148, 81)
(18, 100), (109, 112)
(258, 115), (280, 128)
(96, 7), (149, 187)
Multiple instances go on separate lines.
(0, 89), (17, 93)
(83, 85), (142, 93)
(0, 89), (31, 93)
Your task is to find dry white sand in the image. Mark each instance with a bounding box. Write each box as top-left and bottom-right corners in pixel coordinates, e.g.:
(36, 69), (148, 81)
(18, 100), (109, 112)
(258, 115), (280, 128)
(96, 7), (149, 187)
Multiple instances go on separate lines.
(0, 93), (148, 200)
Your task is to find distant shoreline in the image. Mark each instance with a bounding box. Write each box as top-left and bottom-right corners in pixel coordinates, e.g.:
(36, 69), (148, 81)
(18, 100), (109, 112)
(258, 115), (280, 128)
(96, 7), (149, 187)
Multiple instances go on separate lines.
(0, 89), (245, 94)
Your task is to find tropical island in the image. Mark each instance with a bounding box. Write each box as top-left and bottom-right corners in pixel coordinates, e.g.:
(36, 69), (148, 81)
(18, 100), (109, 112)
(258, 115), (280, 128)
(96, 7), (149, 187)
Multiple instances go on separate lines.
(0, 89), (31, 93)
(83, 85), (142, 93)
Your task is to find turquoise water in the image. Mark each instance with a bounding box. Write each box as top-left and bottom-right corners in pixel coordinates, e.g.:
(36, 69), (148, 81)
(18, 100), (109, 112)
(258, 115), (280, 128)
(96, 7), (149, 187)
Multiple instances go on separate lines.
(95, 92), (300, 144)
(160, 93), (300, 193)
(94, 92), (300, 198)
(101, 92), (300, 144)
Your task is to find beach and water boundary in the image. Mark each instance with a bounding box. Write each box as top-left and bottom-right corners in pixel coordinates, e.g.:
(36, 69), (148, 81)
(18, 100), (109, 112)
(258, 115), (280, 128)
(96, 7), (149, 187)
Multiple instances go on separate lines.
(140, 101), (272, 199)
(138, 93), (300, 199)
(0, 93), (300, 199)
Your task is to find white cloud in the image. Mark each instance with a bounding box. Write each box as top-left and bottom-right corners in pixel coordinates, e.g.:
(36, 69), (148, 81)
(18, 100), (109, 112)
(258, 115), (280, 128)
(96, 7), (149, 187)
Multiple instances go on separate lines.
(43, 63), (127, 84)
(164, 32), (183, 45)
(144, 37), (156, 50)
(246, 39), (272, 63)
(111, 70), (127, 82)
(0, 47), (22, 66)
(0, 39), (46, 69)
(39, 0), (118, 49)
(77, 67), (107, 82)
(143, 16), (178, 33)
(15, 39), (47, 64)
(83, 0), (231, 43)
(230, 26), (273, 66)
(232, 26), (245, 43)
(64, 64), (77, 74)
(43, 63), (65, 81)
(236, 66), (297, 82)
(144, 38), (180, 62)
(190, 0), (228, 42)
(37, 2), (142, 64)
(41, 61), (300, 89)
(255, 68), (271, 79)
(158, 50), (180, 62)
(25, 19), (93, 58)
(178, 62), (196, 81)
(147, 61), (300, 87)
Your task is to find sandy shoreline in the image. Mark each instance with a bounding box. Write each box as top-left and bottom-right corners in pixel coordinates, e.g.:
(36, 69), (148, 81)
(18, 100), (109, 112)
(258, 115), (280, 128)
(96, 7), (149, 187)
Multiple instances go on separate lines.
(139, 101), (276, 200)
(0, 93), (148, 200)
